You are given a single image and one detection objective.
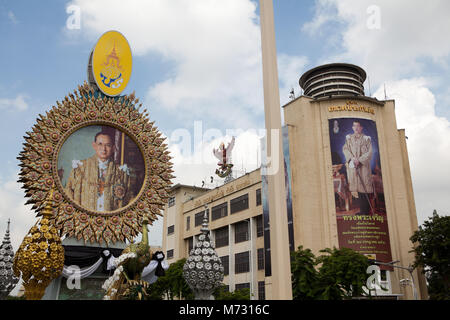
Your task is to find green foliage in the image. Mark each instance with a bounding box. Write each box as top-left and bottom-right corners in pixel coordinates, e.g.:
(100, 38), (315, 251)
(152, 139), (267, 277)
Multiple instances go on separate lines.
(410, 210), (450, 300)
(165, 258), (195, 300)
(290, 246), (320, 300)
(315, 247), (371, 300)
(147, 258), (194, 300)
(213, 285), (250, 300)
(290, 246), (371, 300)
(146, 276), (169, 300)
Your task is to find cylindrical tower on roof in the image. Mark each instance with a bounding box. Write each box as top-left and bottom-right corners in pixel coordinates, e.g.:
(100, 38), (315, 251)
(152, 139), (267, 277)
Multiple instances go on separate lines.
(299, 63), (366, 99)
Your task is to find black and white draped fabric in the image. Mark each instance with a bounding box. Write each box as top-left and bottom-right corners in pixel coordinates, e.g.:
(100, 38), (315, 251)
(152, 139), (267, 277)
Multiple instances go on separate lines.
(61, 246), (122, 280)
(141, 251), (169, 284)
(61, 246), (169, 284)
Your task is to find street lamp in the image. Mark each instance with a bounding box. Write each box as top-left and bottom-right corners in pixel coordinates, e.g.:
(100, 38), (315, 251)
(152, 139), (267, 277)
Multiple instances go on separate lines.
(372, 260), (418, 300)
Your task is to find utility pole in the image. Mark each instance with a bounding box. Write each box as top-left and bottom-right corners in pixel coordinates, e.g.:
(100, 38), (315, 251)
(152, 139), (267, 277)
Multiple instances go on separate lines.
(259, 0), (293, 300)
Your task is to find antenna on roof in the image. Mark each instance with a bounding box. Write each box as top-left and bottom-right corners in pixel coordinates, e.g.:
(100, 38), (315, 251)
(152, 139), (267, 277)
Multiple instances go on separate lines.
(289, 88), (295, 101)
(384, 83), (388, 100)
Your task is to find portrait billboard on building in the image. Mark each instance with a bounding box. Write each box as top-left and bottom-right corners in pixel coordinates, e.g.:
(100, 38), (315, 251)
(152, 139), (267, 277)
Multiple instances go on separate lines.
(328, 118), (393, 269)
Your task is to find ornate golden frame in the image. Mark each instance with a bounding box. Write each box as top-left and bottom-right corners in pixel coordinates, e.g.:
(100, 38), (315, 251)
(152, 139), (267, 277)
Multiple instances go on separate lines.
(18, 83), (174, 244)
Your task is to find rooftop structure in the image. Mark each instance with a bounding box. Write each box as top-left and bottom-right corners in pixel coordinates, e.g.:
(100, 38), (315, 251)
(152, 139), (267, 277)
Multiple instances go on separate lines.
(299, 63), (366, 99)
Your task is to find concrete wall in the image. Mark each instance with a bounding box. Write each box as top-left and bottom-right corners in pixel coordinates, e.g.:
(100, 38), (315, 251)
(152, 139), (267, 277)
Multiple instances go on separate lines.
(283, 96), (427, 299)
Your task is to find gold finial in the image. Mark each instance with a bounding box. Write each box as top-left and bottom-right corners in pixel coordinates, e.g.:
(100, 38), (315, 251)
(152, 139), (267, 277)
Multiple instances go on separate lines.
(13, 188), (64, 300)
(41, 189), (55, 218)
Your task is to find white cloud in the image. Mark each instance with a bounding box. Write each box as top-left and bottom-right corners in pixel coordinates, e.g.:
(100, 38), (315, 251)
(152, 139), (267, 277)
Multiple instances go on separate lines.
(373, 79), (450, 224)
(168, 129), (263, 187)
(68, 0), (264, 129)
(0, 174), (35, 257)
(277, 53), (309, 105)
(303, 0), (450, 225)
(7, 11), (18, 25)
(304, 0), (450, 86)
(0, 94), (28, 111)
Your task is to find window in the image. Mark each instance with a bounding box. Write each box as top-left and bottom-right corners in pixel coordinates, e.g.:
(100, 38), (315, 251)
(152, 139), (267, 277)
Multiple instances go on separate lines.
(230, 194), (249, 214)
(257, 248), (264, 270)
(256, 215), (264, 237)
(214, 226), (229, 248)
(167, 249), (174, 259)
(168, 197), (175, 207)
(235, 251), (250, 274)
(167, 225), (174, 235)
(212, 203), (228, 221)
(235, 283), (250, 291)
(186, 216), (190, 231)
(234, 221), (250, 243)
(195, 209), (209, 227)
(188, 237), (193, 253)
(258, 281), (265, 300)
(256, 188), (261, 206)
(220, 255), (229, 276)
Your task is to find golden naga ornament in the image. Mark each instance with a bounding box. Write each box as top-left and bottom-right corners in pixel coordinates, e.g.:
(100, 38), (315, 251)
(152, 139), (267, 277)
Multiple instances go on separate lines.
(18, 82), (174, 245)
(13, 192), (65, 300)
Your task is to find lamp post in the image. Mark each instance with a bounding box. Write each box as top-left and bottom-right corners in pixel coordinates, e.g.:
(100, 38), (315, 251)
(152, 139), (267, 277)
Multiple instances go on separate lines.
(373, 260), (418, 300)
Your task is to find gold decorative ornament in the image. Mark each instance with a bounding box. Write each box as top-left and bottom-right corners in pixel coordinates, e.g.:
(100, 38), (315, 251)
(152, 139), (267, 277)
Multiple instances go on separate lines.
(13, 191), (65, 300)
(18, 82), (174, 245)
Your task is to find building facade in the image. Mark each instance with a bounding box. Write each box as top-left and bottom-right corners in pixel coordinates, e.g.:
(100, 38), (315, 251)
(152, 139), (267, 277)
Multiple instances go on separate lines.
(162, 171), (266, 299)
(163, 63), (428, 300)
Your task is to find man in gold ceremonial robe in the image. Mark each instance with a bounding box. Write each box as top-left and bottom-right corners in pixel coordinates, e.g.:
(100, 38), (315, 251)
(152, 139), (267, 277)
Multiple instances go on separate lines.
(65, 132), (134, 212)
(342, 120), (373, 215)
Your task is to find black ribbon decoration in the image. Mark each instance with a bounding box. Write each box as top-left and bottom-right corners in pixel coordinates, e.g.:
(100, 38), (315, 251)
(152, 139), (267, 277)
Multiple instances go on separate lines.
(152, 251), (166, 277)
(63, 245), (123, 274)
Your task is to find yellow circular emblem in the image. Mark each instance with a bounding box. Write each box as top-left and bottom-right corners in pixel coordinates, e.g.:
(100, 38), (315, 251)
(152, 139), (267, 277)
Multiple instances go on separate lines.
(92, 30), (132, 97)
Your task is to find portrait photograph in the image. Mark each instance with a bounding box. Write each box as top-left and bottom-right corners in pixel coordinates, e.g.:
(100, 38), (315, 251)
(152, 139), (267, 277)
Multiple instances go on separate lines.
(328, 118), (386, 216)
(57, 125), (145, 212)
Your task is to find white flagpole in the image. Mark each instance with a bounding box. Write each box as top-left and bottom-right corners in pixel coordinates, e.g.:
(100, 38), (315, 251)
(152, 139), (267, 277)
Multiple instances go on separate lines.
(259, 0), (293, 299)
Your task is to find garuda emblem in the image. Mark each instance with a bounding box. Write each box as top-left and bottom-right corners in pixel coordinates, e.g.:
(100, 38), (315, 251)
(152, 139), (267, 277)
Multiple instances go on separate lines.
(213, 136), (235, 178)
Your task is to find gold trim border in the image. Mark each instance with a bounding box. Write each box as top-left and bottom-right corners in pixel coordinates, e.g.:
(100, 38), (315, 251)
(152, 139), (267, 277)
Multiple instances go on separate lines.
(18, 83), (174, 245)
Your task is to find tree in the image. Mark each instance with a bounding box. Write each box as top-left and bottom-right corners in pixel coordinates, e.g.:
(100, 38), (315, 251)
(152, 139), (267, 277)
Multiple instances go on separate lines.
(315, 247), (371, 300)
(165, 258), (194, 300)
(213, 285), (250, 300)
(410, 210), (450, 300)
(146, 275), (169, 300)
(148, 258), (194, 300)
(290, 246), (320, 300)
(290, 246), (371, 300)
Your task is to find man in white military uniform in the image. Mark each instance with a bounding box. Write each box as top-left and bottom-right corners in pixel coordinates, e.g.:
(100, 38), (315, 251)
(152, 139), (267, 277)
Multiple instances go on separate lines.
(342, 120), (374, 215)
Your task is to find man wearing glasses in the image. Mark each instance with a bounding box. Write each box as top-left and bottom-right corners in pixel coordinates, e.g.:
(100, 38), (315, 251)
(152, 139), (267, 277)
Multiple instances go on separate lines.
(65, 131), (133, 212)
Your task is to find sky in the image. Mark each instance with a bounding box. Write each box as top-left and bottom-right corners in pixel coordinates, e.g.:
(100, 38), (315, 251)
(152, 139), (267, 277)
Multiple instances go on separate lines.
(1, 0), (450, 254)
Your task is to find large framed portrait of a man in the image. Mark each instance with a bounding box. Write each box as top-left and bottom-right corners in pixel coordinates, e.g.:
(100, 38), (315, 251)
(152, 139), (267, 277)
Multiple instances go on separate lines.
(329, 118), (386, 216)
(328, 117), (393, 267)
(57, 125), (145, 213)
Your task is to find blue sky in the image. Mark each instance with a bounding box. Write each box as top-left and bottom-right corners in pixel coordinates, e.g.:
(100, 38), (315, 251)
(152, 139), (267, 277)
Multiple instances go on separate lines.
(1, 0), (450, 250)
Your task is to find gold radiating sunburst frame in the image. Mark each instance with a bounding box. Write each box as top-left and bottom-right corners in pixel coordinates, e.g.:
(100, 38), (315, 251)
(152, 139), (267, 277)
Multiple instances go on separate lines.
(18, 82), (174, 245)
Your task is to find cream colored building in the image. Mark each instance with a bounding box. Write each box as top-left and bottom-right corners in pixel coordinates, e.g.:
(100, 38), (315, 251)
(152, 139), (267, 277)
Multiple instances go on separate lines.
(163, 63), (428, 300)
(162, 171), (266, 299)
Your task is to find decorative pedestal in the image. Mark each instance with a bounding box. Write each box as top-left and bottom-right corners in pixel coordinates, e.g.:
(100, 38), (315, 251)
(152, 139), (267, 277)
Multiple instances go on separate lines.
(183, 209), (224, 300)
(42, 237), (125, 300)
